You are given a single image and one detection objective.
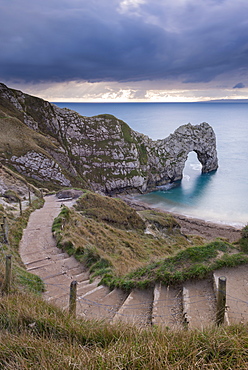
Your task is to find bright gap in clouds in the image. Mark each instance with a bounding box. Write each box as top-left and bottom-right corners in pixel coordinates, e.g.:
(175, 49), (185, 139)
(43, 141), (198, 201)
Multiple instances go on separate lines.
(9, 79), (248, 103)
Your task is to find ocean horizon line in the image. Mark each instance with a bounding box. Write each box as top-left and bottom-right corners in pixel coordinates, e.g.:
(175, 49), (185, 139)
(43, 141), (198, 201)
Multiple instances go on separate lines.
(52, 99), (248, 104)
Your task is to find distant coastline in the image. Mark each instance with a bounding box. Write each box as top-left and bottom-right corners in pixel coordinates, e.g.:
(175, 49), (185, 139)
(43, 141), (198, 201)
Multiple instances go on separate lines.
(204, 99), (248, 103)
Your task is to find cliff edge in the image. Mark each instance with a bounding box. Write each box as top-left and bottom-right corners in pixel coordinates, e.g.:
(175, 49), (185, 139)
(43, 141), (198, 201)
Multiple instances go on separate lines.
(0, 83), (218, 193)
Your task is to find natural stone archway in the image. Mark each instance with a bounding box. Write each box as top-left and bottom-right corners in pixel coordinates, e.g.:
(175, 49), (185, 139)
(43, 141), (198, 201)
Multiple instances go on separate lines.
(0, 83), (218, 194)
(146, 122), (218, 190)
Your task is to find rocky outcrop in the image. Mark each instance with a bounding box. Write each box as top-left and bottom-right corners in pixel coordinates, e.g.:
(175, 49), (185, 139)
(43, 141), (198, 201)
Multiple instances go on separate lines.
(11, 151), (71, 187)
(149, 122), (218, 188)
(0, 83), (218, 193)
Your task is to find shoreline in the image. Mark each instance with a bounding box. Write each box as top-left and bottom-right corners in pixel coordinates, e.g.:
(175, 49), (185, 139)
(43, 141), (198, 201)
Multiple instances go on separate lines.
(120, 195), (242, 243)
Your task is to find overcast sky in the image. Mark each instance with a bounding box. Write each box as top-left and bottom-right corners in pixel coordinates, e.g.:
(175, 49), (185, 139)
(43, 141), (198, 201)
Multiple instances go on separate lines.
(1, 0), (248, 102)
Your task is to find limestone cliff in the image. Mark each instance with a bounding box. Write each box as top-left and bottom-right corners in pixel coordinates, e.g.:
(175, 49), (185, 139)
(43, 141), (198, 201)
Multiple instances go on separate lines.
(0, 83), (218, 193)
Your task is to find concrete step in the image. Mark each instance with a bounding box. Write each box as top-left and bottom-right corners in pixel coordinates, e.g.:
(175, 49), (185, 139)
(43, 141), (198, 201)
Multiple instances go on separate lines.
(77, 280), (100, 296)
(65, 265), (86, 277)
(182, 278), (216, 329)
(57, 255), (81, 270)
(73, 272), (90, 283)
(24, 256), (51, 267)
(82, 288), (128, 321)
(112, 288), (153, 326)
(77, 285), (111, 317)
(50, 252), (69, 261)
(152, 283), (183, 329)
(21, 247), (63, 264)
(214, 265), (248, 325)
(25, 255), (81, 272)
(22, 248), (70, 264)
(42, 273), (74, 296)
(45, 291), (70, 311)
(26, 256), (81, 278)
(43, 277), (93, 310)
(42, 271), (67, 281)
(26, 262), (62, 278)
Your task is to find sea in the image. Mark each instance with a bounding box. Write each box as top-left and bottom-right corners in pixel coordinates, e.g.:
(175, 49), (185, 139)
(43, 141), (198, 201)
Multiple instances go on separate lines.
(53, 102), (248, 228)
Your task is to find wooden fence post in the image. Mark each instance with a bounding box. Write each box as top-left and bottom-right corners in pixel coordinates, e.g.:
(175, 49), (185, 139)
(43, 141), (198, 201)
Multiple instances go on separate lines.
(216, 276), (226, 326)
(19, 199), (22, 216)
(2, 255), (12, 295)
(3, 216), (9, 244)
(69, 280), (77, 316)
(28, 187), (32, 206)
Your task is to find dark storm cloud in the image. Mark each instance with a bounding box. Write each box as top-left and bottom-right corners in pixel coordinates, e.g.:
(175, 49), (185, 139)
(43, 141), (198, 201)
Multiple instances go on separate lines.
(0, 0), (248, 85)
(233, 82), (245, 88)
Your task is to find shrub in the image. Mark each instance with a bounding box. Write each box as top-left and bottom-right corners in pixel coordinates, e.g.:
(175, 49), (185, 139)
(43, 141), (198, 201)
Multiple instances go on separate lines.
(241, 225), (248, 239)
(238, 225), (248, 252)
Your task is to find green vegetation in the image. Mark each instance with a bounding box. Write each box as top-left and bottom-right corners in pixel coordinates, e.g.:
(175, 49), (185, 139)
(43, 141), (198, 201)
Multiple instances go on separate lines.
(238, 224), (248, 252)
(107, 240), (248, 290)
(121, 121), (134, 143)
(0, 197), (248, 368)
(0, 196), (45, 294)
(140, 209), (180, 233)
(0, 111), (56, 158)
(2, 189), (20, 202)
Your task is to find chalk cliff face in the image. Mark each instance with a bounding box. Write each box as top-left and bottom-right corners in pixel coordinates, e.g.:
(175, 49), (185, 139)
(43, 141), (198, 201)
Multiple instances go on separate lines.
(0, 83), (218, 193)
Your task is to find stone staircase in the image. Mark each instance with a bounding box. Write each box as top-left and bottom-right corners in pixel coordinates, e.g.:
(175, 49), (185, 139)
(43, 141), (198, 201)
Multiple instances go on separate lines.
(21, 240), (248, 328)
(19, 195), (248, 329)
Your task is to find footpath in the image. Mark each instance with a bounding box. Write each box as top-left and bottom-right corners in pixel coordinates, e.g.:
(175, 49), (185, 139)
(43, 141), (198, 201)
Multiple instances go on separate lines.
(19, 195), (248, 328)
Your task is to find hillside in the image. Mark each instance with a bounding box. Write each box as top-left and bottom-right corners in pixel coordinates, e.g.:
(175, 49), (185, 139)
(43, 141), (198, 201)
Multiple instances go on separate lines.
(0, 188), (248, 368)
(0, 82), (218, 194)
(0, 83), (248, 367)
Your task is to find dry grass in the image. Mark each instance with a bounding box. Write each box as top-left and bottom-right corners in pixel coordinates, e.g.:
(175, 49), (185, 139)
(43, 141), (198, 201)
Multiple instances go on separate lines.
(0, 113), (58, 158)
(75, 191), (146, 231)
(52, 192), (248, 290)
(53, 192), (191, 277)
(0, 292), (248, 369)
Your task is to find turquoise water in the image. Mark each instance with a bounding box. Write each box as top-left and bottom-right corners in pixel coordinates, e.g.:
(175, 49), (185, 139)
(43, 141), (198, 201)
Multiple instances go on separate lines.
(54, 102), (248, 227)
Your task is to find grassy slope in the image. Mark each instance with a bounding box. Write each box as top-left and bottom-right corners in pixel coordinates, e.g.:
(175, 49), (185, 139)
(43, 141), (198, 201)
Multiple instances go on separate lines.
(1, 292), (248, 369)
(52, 191), (192, 281)
(52, 191), (248, 289)
(0, 109), (59, 158)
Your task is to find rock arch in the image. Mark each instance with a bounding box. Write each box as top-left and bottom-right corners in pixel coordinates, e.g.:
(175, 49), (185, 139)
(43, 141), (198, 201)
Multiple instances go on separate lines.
(0, 83), (218, 194)
(146, 122), (218, 190)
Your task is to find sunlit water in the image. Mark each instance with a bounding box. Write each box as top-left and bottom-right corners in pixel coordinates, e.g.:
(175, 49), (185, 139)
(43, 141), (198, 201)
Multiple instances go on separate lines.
(54, 102), (248, 227)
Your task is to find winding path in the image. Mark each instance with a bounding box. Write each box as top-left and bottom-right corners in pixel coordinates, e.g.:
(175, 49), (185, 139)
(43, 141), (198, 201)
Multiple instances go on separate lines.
(19, 195), (248, 328)
(19, 195), (91, 311)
